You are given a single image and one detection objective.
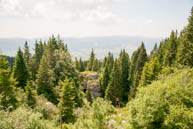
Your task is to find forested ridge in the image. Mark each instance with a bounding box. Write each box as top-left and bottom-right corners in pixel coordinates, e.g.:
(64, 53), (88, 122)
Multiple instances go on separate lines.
(0, 7), (193, 129)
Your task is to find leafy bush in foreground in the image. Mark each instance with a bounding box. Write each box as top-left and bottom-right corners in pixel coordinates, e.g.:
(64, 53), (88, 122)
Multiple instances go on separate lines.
(127, 68), (193, 129)
(0, 106), (57, 129)
(72, 98), (115, 129)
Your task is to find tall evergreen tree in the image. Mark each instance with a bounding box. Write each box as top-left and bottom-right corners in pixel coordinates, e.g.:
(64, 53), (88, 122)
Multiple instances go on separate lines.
(118, 49), (130, 102)
(0, 56), (17, 110)
(92, 59), (99, 71)
(30, 40), (44, 80)
(129, 48), (140, 86)
(164, 31), (178, 66)
(12, 48), (29, 89)
(105, 60), (123, 104)
(36, 55), (56, 104)
(177, 7), (193, 67)
(129, 43), (147, 99)
(23, 41), (31, 67)
(87, 48), (95, 71)
(100, 64), (109, 97)
(25, 81), (36, 108)
(58, 78), (76, 123)
(79, 58), (85, 72)
(139, 57), (160, 87)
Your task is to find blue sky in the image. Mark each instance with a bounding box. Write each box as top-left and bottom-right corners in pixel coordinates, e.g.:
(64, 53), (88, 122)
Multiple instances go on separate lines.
(0, 0), (192, 38)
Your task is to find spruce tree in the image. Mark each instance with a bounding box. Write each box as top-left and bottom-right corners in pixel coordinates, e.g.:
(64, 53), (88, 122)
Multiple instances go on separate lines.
(30, 41), (44, 80)
(58, 79), (76, 123)
(36, 55), (57, 104)
(75, 57), (80, 71)
(86, 87), (93, 104)
(118, 49), (130, 102)
(0, 56), (17, 110)
(177, 7), (193, 67)
(129, 48), (140, 86)
(105, 60), (123, 104)
(139, 57), (160, 87)
(12, 48), (29, 89)
(101, 64), (109, 97)
(23, 41), (31, 67)
(25, 81), (36, 108)
(129, 43), (147, 99)
(87, 48), (95, 71)
(164, 31), (178, 66)
(92, 59), (99, 71)
(79, 58), (85, 72)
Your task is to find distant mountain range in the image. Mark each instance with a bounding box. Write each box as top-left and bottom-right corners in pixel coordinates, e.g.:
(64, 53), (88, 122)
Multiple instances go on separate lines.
(0, 36), (162, 59)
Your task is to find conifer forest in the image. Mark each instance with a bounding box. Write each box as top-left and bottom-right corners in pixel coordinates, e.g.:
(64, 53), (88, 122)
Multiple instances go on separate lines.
(0, 3), (193, 129)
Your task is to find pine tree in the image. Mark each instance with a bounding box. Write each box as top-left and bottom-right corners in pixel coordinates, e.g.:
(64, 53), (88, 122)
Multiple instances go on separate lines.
(106, 52), (114, 74)
(58, 79), (76, 123)
(129, 48), (140, 86)
(36, 55), (57, 104)
(118, 49), (130, 102)
(87, 48), (95, 71)
(177, 7), (193, 67)
(101, 64), (110, 97)
(129, 43), (147, 99)
(92, 59), (99, 71)
(12, 48), (29, 89)
(23, 41), (31, 67)
(164, 31), (178, 66)
(0, 56), (17, 110)
(150, 43), (158, 58)
(30, 40), (44, 80)
(139, 57), (160, 87)
(86, 87), (93, 104)
(105, 60), (123, 104)
(75, 57), (80, 71)
(25, 81), (36, 108)
(79, 58), (85, 72)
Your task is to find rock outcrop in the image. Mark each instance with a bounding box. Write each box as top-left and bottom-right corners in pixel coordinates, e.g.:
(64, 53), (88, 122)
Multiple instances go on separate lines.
(81, 72), (101, 98)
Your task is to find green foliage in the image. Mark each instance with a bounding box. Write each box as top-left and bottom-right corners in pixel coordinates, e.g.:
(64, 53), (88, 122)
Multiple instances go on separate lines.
(0, 106), (57, 129)
(139, 56), (160, 87)
(35, 96), (57, 120)
(25, 81), (36, 108)
(92, 59), (99, 71)
(72, 98), (115, 129)
(12, 48), (29, 89)
(105, 60), (123, 104)
(129, 43), (147, 99)
(58, 78), (76, 123)
(164, 31), (178, 66)
(0, 56), (18, 110)
(36, 55), (57, 104)
(177, 7), (193, 67)
(23, 41), (31, 67)
(86, 87), (93, 104)
(118, 49), (130, 102)
(100, 64), (109, 97)
(29, 40), (44, 80)
(128, 68), (193, 129)
(87, 48), (95, 71)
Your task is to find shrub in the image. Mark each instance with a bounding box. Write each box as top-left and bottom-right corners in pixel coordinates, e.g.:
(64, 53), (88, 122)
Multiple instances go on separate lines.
(0, 106), (57, 129)
(127, 68), (193, 129)
(72, 98), (115, 129)
(35, 96), (57, 120)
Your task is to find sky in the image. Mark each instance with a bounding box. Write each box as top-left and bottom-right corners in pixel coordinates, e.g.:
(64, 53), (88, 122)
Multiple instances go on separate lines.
(0, 0), (192, 38)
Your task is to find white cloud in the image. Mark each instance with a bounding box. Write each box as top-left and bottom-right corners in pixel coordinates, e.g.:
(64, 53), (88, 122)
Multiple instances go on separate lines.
(0, 0), (120, 24)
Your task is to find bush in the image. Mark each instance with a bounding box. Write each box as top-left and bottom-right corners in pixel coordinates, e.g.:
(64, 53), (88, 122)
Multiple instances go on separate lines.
(0, 106), (57, 129)
(35, 96), (57, 120)
(72, 98), (115, 129)
(127, 68), (193, 129)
